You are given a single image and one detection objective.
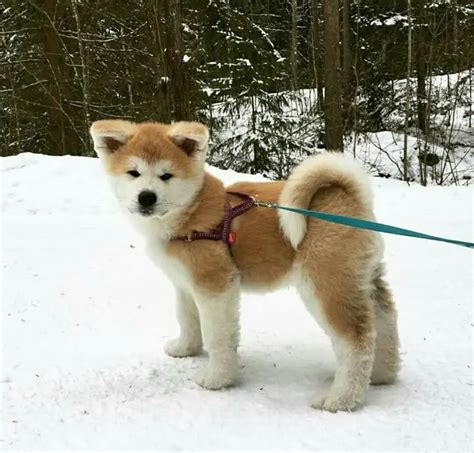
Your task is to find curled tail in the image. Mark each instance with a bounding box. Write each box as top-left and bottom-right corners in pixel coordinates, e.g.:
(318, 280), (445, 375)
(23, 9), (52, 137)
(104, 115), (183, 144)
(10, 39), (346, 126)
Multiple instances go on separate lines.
(278, 152), (374, 250)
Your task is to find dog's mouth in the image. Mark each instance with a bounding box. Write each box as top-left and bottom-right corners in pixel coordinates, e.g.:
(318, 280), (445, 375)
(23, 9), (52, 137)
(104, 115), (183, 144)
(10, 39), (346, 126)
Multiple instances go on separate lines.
(138, 208), (154, 217)
(127, 200), (179, 219)
(132, 207), (169, 218)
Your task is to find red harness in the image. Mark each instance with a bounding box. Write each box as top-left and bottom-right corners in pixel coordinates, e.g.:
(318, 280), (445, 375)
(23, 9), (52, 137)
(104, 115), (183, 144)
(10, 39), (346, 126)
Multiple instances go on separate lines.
(171, 192), (256, 245)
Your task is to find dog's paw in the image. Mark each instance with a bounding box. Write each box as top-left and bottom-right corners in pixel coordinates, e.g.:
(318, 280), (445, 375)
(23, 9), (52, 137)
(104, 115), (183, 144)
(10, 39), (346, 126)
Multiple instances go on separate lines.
(194, 365), (237, 390)
(164, 338), (202, 358)
(310, 391), (328, 410)
(311, 391), (359, 412)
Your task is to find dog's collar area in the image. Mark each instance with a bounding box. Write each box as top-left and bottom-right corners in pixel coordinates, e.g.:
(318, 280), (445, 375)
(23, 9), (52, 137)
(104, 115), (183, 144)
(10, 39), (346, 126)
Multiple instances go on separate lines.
(171, 192), (256, 245)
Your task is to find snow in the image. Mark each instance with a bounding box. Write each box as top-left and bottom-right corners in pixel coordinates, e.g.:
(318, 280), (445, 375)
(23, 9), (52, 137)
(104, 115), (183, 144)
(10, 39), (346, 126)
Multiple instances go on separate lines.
(208, 69), (474, 185)
(355, 70), (474, 184)
(383, 15), (407, 26)
(1, 153), (473, 451)
(369, 15), (408, 27)
(209, 69), (473, 184)
(370, 19), (383, 26)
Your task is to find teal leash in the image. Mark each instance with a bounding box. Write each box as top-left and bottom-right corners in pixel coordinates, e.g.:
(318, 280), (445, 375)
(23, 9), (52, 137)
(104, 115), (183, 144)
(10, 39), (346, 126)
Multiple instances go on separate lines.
(252, 199), (474, 250)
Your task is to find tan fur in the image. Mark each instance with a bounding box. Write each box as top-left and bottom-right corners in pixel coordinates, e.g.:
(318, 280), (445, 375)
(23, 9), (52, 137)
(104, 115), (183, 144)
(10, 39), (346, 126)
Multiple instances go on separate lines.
(91, 121), (198, 178)
(91, 120), (400, 411)
(227, 182), (295, 289)
(299, 185), (378, 344)
(370, 264), (401, 384)
(278, 153), (373, 249)
(166, 174), (238, 294)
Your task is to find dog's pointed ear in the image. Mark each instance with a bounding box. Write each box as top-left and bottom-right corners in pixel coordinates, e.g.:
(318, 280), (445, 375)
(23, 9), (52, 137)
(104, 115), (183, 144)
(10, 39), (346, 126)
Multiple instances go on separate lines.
(168, 122), (209, 158)
(90, 120), (135, 157)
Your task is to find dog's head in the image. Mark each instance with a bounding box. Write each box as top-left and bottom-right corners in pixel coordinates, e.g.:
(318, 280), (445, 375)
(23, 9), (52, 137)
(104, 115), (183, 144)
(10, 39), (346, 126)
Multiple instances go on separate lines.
(90, 120), (208, 220)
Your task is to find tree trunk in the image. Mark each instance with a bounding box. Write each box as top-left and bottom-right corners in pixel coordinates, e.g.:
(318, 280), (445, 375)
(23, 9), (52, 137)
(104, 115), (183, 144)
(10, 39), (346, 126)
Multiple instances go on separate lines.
(323, 0), (343, 151)
(414, 0), (428, 134)
(290, 0), (299, 91)
(415, 42), (427, 134)
(310, 0), (324, 111)
(147, 0), (171, 122)
(403, 0), (413, 181)
(37, 0), (66, 155)
(342, 0), (353, 130)
(3, 27), (21, 155)
(453, 0), (458, 54)
(170, 0), (190, 120)
(146, 0), (189, 122)
(70, 0), (91, 152)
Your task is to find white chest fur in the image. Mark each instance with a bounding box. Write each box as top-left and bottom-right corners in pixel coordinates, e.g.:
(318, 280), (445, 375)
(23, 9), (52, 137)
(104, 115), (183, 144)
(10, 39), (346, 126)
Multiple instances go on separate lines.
(130, 213), (193, 291)
(145, 237), (192, 291)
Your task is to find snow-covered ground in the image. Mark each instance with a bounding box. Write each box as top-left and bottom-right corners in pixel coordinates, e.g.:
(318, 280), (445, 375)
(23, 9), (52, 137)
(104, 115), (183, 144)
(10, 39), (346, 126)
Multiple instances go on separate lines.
(1, 153), (473, 451)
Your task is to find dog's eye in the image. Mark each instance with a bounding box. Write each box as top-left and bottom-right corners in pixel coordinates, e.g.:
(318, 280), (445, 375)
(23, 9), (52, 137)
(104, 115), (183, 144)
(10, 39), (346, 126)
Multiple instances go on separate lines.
(127, 170), (140, 178)
(160, 173), (173, 181)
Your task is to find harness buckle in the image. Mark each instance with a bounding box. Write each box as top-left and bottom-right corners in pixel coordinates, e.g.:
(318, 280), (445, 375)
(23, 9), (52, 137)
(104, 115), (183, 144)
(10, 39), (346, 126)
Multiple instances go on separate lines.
(250, 196), (274, 209)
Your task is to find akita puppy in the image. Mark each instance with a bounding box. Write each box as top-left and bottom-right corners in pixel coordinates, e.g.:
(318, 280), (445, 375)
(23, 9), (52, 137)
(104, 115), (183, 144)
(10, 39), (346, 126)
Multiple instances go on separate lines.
(90, 120), (400, 412)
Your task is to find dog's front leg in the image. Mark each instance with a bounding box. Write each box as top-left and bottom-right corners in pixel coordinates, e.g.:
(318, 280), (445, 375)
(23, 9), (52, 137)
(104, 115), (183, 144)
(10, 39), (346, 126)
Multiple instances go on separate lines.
(193, 281), (240, 390)
(165, 288), (203, 358)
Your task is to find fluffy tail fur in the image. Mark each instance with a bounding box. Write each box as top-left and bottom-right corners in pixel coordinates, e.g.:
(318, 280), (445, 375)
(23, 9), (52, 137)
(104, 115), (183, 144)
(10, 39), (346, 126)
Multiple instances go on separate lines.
(278, 152), (374, 250)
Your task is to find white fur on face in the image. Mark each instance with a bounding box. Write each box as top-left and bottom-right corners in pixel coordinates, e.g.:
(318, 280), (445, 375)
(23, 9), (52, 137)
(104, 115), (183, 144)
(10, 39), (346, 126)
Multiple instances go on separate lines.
(110, 157), (203, 220)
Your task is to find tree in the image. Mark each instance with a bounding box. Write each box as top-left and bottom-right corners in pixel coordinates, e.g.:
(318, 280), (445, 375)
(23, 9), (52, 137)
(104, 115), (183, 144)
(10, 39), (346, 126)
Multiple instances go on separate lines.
(310, 0), (324, 111)
(2, 0), (472, 187)
(342, 0), (354, 130)
(323, 0), (343, 151)
(403, 0), (413, 182)
(290, 0), (299, 91)
(414, 0), (428, 134)
(199, 2), (304, 177)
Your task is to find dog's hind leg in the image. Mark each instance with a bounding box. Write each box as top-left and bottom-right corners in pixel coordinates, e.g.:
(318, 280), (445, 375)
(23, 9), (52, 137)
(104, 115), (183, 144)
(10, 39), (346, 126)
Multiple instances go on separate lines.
(370, 265), (400, 385)
(298, 274), (376, 412)
(165, 288), (203, 357)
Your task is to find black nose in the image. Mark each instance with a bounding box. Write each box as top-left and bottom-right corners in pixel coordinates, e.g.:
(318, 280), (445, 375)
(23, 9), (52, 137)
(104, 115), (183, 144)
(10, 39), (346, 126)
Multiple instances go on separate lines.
(138, 190), (157, 208)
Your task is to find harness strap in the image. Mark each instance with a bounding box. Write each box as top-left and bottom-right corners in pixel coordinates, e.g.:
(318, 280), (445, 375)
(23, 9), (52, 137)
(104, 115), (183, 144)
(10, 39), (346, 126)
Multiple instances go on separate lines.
(171, 192), (256, 244)
(171, 191), (473, 250)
